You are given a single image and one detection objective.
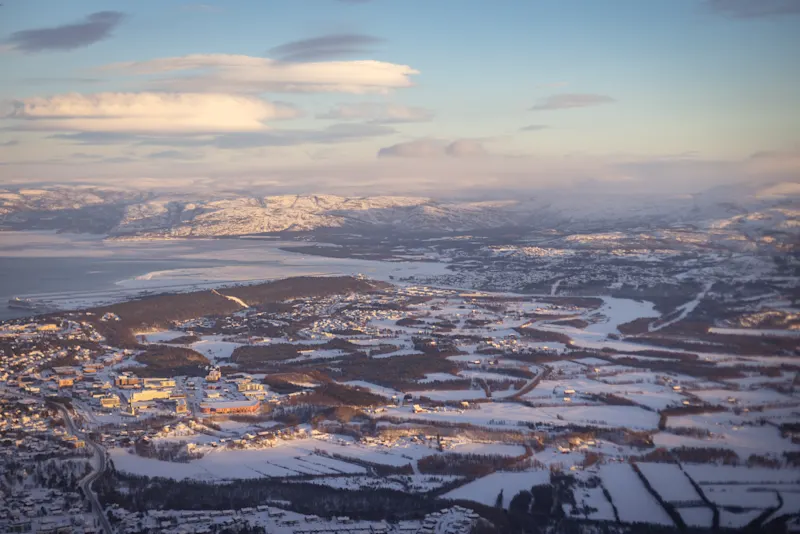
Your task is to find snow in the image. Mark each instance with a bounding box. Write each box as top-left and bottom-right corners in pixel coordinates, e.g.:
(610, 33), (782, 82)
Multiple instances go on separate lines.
(444, 470), (551, 508)
(459, 370), (527, 382)
(598, 463), (674, 526)
(109, 446), (367, 480)
(709, 327), (800, 338)
(653, 425), (797, 458)
(636, 463), (701, 503)
(189, 337), (243, 363)
(690, 388), (795, 408)
(682, 465), (800, 484)
(568, 481), (618, 521)
(342, 380), (402, 399)
(678, 507), (714, 528)
(414, 389), (487, 401)
(703, 485), (779, 508)
(142, 330), (186, 343)
(719, 509), (764, 529)
(393, 402), (660, 430)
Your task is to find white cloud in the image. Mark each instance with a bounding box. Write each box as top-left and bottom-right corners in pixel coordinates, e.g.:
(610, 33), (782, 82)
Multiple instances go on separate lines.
(9, 92), (299, 133)
(531, 93), (615, 111)
(101, 54), (419, 94)
(445, 139), (487, 157)
(319, 102), (433, 123)
(378, 138), (488, 158)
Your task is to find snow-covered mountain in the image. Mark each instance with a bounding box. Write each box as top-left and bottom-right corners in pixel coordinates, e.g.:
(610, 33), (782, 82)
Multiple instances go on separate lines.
(0, 183), (796, 243)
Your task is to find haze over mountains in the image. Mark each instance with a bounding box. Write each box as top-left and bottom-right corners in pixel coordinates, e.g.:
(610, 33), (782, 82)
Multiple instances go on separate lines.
(0, 181), (797, 245)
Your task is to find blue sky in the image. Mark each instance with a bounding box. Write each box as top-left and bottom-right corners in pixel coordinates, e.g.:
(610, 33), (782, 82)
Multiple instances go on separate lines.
(0, 0), (798, 196)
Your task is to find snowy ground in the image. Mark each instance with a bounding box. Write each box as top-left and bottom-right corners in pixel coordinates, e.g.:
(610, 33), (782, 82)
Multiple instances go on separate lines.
(389, 402), (661, 430)
(444, 470), (551, 508)
(598, 463), (674, 526)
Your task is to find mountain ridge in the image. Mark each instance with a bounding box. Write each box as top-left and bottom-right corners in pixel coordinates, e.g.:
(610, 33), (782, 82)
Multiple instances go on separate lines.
(0, 183), (796, 241)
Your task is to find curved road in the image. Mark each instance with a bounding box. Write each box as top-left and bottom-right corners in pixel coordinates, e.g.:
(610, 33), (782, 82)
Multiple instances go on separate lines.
(52, 401), (114, 534)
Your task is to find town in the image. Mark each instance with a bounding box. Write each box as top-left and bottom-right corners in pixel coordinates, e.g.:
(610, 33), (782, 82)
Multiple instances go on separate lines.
(0, 275), (798, 533)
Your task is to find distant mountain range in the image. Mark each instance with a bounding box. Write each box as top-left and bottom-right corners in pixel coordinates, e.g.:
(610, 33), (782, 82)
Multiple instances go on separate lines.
(0, 183), (797, 245)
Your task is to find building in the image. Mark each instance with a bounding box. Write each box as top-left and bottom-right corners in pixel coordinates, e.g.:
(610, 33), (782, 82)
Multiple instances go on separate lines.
(206, 368), (222, 382)
(129, 389), (170, 403)
(174, 399), (188, 414)
(57, 377), (74, 388)
(115, 375), (141, 388)
(200, 399), (260, 415)
(100, 395), (121, 409)
(143, 378), (176, 389)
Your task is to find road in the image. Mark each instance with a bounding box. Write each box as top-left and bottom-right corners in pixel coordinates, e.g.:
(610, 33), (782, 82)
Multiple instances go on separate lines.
(52, 401), (114, 534)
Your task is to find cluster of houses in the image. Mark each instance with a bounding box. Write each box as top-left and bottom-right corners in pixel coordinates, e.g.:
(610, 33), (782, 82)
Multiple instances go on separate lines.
(107, 503), (400, 534)
(0, 396), (101, 533)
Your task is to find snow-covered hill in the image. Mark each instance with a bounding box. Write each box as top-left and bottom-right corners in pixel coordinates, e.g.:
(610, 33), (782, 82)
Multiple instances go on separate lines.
(0, 182), (796, 243)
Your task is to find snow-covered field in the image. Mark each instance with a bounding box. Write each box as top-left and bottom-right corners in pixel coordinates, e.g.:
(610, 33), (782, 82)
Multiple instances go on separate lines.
(392, 403), (661, 430)
(636, 463), (701, 503)
(109, 444), (367, 480)
(444, 470), (551, 508)
(598, 463), (674, 526)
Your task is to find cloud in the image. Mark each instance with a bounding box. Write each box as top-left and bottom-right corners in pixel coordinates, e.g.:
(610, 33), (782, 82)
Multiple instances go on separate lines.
(445, 139), (487, 158)
(210, 123), (395, 149)
(318, 102), (433, 123)
(101, 54), (419, 94)
(147, 150), (202, 160)
(4, 11), (125, 53)
(269, 33), (383, 62)
(9, 92), (300, 133)
(50, 122), (395, 149)
(706, 0), (800, 18)
(378, 138), (488, 159)
(520, 124), (549, 132)
(530, 93), (615, 111)
(50, 132), (142, 145)
(21, 77), (102, 85)
(0, 139), (19, 147)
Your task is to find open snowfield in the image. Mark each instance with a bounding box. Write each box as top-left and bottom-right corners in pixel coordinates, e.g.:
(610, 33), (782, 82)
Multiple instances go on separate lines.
(414, 389), (488, 401)
(391, 402), (660, 430)
(719, 509), (765, 529)
(654, 425), (797, 458)
(109, 445), (367, 480)
(682, 465), (800, 484)
(444, 470), (551, 508)
(189, 336), (244, 363)
(599, 463), (674, 526)
(666, 406), (800, 429)
(678, 507), (714, 528)
(636, 463), (702, 503)
(141, 330), (187, 342)
(690, 388), (796, 408)
(703, 485), (780, 508)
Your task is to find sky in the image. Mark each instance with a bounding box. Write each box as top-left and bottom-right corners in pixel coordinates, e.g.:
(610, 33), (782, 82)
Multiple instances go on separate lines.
(0, 0), (798, 198)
